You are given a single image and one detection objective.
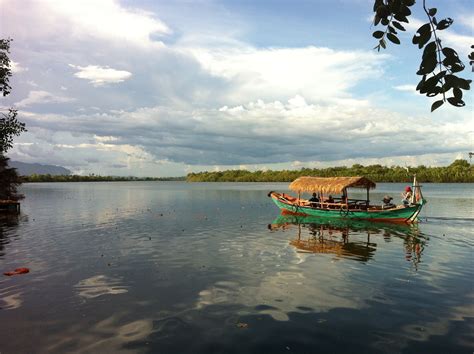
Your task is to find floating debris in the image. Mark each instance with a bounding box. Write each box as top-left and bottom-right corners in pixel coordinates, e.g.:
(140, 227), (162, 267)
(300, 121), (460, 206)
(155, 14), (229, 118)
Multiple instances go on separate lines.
(4, 268), (29, 276)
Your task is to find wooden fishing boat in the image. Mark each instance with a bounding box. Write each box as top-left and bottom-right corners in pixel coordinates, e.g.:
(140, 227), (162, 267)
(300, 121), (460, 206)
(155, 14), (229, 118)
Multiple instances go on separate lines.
(0, 200), (20, 214)
(268, 176), (425, 223)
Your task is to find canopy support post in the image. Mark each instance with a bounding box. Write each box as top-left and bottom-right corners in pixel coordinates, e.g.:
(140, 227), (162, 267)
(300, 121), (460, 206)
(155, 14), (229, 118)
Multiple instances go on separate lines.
(366, 187), (369, 208)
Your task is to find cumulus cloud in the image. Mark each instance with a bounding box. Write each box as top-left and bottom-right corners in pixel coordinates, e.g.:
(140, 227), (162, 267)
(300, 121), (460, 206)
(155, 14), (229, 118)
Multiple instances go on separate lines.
(69, 65), (132, 86)
(17, 95), (473, 167)
(185, 44), (387, 103)
(1, 0), (170, 48)
(15, 90), (75, 107)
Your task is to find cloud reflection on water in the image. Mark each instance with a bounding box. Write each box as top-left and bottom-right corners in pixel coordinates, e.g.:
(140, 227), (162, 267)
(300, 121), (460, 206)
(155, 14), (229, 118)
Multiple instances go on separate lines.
(75, 275), (128, 299)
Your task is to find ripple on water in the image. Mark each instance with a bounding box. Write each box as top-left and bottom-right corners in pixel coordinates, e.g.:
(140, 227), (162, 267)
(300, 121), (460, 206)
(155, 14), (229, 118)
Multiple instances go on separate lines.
(0, 284), (22, 310)
(74, 275), (128, 299)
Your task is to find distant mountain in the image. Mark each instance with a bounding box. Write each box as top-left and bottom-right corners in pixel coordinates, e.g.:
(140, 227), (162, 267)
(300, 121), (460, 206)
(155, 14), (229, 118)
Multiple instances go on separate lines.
(9, 161), (71, 176)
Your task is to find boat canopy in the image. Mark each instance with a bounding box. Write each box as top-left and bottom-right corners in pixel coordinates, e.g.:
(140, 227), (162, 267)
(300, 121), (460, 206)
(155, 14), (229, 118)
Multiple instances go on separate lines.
(289, 176), (376, 194)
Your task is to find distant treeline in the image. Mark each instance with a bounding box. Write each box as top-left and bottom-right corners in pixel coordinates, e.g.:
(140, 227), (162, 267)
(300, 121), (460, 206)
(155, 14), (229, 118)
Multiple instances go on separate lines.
(186, 159), (474, 183)
(23, 174), (186, 182)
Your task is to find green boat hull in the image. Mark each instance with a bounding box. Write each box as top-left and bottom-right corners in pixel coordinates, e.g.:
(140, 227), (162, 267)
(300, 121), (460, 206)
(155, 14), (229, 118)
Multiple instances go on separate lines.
(270, 193), (422, 223)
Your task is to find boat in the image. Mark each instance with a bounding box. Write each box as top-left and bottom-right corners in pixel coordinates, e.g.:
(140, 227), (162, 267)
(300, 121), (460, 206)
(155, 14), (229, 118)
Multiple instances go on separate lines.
(268, 175), (425, 223)
(0, 200), (20, 214)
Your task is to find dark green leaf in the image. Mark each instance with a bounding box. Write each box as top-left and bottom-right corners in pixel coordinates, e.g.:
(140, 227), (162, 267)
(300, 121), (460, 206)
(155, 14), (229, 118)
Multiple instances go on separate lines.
(390, 0), (402, 12)
(447, 97), (465, 107)
(428, 8), (437, 16)
(381, 17), (389, 26)
(374, 15), (381, 26)
(403, 0), (415, 6)
(426, 86), (441, 97)
(376, 5), (391, 19)
(450, 62), (465, 73)
(443, 75), (457, 90)
(394, 13), (408, 22)
(400, 5), (411, 16)
(456, 78), (472, 90)
(437, 18), (453, 30)
(417, 56), (438, 75)
(392, 21), (406, 31)
(388, 25), (397, 34)
(380, 38), (386, 49)
(373, 31), (385, 39)
(387, 33), (400, 44)
(416, 75), (427, 91)
(373, 0), (383, 12)
(412, 23), (432, 48)
(453, 87), (462, 99)
(422, 75), (440, 93)
(431, 100), (444, 112)
(422, 41), (437, 59)
(442, 47), (459, 59)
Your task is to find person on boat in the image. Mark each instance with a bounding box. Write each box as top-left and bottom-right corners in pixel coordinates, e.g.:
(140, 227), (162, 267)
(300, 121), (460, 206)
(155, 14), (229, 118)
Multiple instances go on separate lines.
(309, 193), (319, 208)
(382, 195), (395, 209)
(402, 186), (412, 206)
(326, 195), (334, 208)
(340, 190), (347, 203)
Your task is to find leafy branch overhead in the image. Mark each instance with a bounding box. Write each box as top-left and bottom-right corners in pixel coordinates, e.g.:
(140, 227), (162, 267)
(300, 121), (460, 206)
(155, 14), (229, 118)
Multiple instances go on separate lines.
(372, 0), (472, 112)
(0, 38), (27, 154)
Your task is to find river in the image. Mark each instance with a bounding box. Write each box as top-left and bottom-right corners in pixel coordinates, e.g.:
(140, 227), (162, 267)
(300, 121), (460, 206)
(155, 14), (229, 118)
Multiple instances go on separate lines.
(0, 182), (473, 353)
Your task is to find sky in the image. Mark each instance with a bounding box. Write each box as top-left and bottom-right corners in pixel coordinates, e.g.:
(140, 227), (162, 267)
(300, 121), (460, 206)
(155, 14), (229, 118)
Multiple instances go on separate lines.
(0, 0), (473, 176)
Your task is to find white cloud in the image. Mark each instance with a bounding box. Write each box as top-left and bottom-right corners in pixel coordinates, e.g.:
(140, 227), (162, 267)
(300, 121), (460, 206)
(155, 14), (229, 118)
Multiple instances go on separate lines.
(10, 61), (27, 73)
(393, 84), (417, 92)
(16, 95), (473, 167)
(459, 15), (474, 31)
(185, 43), (387, 103)
(69, 65), (132, 86)
(15, 90), (75, 107)
(1, 0), (170, 48)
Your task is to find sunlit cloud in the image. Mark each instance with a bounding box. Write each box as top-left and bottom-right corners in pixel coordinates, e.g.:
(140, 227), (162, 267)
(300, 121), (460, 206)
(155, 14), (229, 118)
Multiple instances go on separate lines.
(69, 65), (132, 86)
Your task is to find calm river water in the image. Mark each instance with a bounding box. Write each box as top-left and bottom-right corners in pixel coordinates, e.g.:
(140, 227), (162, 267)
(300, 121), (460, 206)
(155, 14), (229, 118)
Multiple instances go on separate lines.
(0, 182), (473, 353)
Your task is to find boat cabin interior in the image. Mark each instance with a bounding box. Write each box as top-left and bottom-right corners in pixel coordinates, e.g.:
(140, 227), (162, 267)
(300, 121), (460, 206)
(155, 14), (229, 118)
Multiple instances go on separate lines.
(277, 176), (404, 211)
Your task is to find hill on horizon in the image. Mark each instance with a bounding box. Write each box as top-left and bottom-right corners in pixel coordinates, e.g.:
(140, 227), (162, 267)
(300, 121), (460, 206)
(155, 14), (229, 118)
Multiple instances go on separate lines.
(10, 161), (71, 176)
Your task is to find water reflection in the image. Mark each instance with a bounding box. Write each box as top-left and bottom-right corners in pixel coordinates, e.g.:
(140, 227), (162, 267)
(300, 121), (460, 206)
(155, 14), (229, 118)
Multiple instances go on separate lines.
(269, 214), (427, 266)
(75, 275), (128, 299)
(0, 215), (20, 257)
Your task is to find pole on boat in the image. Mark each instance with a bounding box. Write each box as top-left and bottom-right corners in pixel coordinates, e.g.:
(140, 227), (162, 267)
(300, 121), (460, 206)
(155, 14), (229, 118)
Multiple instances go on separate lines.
(366, 186), (370, 208)
(411, 174), (417, 204)
(344, 188), (348, 210)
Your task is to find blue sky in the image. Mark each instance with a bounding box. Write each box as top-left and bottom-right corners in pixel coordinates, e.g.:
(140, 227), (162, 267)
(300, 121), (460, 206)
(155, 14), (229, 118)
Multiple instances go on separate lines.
(1, 0), (473, 176)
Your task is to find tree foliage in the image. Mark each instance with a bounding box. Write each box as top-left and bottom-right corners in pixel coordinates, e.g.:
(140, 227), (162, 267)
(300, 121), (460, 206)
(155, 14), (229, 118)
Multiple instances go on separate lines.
(0, 155), (23, 200)
(1, 38), (26, 201)
(371, 0), (472, 111)
(0, 39), (26, 154)
(1, 108), (26, 154)
(23, 174), (185, 182)
(186, 159), (474, 183)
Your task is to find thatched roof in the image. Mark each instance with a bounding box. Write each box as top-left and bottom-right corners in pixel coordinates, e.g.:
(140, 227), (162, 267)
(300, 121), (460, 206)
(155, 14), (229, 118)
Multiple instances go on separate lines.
(289, 176), (376, 194)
